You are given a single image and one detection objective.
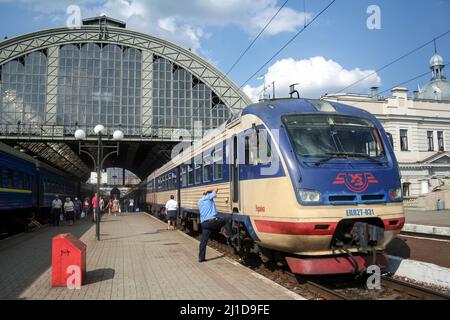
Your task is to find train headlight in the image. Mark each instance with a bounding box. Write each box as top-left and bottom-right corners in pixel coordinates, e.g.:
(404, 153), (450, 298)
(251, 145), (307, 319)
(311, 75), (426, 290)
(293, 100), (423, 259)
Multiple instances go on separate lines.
(389, 187), (402, 201)
(298, 189), (321, 203)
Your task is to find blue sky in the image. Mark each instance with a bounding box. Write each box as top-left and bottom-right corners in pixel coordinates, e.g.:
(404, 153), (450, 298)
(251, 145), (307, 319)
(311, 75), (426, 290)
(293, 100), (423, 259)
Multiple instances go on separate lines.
(0, 0), (449, 100)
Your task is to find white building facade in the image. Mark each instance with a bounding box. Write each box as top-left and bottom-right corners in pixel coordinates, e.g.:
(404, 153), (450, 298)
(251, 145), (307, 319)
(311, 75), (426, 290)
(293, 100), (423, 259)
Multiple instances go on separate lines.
(324, 52), (450, 209)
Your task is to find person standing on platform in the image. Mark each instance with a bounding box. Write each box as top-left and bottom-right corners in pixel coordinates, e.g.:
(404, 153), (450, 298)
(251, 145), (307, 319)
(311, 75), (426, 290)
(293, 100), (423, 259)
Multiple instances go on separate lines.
(83, 197), (90, 219)
(112, 196), (120, 216)
(100, 197), (104, 213)
(51, 194), (62, 227)
(197, 188), (234, 262)
(64, 197), (75, 226)
(124, 198), (129, 213)
(92, 193), (99, 222)
(74, 197), (82, 220)
(129, 198), (135, 213)
(165, 195), (178, 230)
(107, 198), (113, 215)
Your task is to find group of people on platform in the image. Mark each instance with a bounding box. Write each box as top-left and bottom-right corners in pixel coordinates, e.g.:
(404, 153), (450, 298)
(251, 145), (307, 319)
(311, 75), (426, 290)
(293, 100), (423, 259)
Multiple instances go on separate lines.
(50, 193), (136, 226)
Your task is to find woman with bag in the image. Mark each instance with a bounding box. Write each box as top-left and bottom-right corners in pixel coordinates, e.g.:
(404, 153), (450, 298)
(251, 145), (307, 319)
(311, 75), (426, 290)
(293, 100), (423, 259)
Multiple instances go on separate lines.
(63, 197), (75, 226)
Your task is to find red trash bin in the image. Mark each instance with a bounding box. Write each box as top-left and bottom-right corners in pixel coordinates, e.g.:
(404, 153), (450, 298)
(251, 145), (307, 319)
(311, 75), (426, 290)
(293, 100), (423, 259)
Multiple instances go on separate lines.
(52, 233), (86, 288)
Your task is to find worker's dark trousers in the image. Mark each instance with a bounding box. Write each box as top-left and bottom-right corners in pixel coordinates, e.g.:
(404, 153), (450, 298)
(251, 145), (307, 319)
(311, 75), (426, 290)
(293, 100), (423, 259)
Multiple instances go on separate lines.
(199, 215), (232, 261)
(52, 208), (61, 226)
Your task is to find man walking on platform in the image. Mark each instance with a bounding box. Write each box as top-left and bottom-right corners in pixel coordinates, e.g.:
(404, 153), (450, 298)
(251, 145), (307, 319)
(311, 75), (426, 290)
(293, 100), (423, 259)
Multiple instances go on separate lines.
(51, 194), (62, 226)
(198, 188), (234, 262)
(74, 197), (82, 220)
(92, 193), (99, 222)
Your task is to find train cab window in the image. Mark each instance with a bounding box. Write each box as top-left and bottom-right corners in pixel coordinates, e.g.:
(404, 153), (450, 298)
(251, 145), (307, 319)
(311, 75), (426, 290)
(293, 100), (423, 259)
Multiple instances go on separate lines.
(7, 169), (14, 188)
(203, 153), (212, 182)
(258, 129), (272, 164)
(213, 148), (223, 180)
(195, 163), (202, 184)
(18, 172), (24, 189)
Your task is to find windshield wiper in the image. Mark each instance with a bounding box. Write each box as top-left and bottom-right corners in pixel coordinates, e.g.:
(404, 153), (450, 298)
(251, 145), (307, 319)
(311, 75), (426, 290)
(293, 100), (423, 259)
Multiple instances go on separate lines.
(314, 152), (385, 166)
(314, 152), (349, 166)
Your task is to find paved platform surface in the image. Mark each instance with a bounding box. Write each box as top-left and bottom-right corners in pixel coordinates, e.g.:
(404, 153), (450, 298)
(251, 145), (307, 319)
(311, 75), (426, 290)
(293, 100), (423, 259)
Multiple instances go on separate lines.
(405, 209), (450, 228)
(0, 213), (301, 300)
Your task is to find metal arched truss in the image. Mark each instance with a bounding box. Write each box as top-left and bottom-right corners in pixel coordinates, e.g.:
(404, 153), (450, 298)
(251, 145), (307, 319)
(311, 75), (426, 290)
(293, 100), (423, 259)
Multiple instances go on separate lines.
(0, 26), (251, 114)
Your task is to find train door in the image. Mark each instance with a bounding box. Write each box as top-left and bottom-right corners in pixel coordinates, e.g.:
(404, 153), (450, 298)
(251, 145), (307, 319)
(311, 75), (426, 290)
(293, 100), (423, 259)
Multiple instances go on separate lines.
(231, 135), (240, 212)
(176, 166), (182, 225)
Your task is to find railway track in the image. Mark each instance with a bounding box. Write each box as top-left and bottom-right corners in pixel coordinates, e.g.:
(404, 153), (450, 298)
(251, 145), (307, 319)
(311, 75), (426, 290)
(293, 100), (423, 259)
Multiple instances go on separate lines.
(381, 276), (450, 300)
(399, 231), (450, 242)
(151, 212), (450, 300)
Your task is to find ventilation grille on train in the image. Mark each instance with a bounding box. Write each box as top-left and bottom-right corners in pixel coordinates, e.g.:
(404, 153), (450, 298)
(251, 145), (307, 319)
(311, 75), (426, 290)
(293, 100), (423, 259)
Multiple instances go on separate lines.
(361, 194), (385, 201)
(328, 195), (356, 202)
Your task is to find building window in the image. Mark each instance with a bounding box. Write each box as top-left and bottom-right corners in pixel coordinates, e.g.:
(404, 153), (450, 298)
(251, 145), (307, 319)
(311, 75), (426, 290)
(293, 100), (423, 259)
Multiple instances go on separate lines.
(427, 131), (434, 151)
(402, 183), (410, 197)
(437, 131), (444, 151)
(400, 129), (408, 151)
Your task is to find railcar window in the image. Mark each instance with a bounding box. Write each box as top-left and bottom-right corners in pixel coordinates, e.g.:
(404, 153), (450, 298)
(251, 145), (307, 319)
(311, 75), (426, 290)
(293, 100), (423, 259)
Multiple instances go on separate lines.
(181, 166), (187, 187)
(213, 148), (223, 180)
(244, 136), (250, 165)
(283, 114), (384, 159)
(7, 169), (14, 188)
(195, 163), (202, 184)
(203, 153), (212, 182)
(18, 172), (24, 189)
(188, 165), (194, 185)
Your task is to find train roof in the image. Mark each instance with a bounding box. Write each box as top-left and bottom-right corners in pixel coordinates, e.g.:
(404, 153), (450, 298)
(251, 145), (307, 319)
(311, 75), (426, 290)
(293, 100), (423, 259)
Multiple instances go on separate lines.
(0, 141), (74, 179)
(242, 98), (379, 129)
(144, 98), (381, 181)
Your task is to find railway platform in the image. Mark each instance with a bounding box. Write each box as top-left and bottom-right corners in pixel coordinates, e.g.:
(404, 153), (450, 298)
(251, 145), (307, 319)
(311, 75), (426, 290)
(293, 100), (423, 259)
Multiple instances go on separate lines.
(403, 209), (450, 236)
(0, 212), (303, 300)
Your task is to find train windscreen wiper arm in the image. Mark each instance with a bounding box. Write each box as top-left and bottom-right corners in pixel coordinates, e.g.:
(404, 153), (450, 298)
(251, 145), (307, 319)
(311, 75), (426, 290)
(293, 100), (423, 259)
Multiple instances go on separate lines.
(314, 152), (385, 166)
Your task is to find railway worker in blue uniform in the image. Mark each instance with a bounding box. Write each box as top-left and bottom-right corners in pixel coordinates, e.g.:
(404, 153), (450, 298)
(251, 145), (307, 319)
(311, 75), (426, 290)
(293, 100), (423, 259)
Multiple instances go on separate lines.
(198, 188), (234, 262)
(51, 194), (63, 227)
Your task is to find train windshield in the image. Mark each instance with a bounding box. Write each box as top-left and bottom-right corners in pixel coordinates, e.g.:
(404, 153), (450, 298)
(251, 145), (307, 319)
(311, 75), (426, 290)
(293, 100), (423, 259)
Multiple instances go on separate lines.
(283, 114), (385, 161)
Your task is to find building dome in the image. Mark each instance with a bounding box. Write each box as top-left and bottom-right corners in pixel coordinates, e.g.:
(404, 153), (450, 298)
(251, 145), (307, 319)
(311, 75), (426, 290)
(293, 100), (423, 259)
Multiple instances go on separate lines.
(418, 51), (450, 101)
(418, 79), (450, 101)
(430, 53), (444, 66)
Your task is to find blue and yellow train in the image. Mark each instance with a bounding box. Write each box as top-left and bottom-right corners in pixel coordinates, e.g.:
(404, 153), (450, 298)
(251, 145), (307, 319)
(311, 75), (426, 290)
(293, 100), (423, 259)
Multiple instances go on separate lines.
(0, 142), (93, 236)
(142, 98), (404, 275)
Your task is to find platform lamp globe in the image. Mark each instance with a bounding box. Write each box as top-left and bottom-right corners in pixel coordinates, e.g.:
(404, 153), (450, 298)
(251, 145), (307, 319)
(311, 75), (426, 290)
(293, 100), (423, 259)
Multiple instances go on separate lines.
(74, 125), (124, 240)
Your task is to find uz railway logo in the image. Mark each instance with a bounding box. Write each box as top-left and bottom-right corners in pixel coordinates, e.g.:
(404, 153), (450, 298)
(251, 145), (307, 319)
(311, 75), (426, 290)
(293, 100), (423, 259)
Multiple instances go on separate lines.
(332, 172), (378, 193)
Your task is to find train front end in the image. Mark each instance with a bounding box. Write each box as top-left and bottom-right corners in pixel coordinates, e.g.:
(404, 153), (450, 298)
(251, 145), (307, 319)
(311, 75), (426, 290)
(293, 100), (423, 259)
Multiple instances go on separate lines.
(250, 99), (404, 275)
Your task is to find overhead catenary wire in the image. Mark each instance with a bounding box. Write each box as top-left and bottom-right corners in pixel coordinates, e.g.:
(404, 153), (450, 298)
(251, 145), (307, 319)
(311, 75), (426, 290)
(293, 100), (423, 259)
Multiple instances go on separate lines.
(336, 29), (450, 93)
(239, 0), (337, 89)
(378, 62), (450, 95)
(225, 0), (290, 76)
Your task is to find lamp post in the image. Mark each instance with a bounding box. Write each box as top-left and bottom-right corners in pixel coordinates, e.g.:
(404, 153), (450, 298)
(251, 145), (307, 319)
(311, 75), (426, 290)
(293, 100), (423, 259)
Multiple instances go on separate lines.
(75, 124), (124, 240)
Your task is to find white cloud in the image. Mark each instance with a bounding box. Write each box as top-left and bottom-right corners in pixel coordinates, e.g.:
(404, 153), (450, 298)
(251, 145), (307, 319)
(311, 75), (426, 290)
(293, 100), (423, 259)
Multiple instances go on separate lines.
(1, 0), (311, 52)
(157, 17), (176, 33)
(250, 7), (311, 35)
(243, 56), (381, 102)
